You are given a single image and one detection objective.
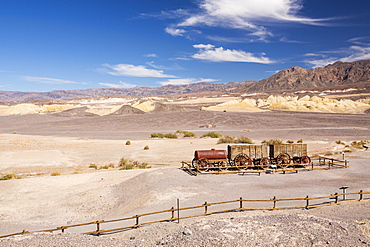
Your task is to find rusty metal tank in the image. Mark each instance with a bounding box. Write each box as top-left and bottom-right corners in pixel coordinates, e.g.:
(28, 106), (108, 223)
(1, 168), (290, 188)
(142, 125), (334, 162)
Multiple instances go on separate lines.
(194, 149), (227, 160)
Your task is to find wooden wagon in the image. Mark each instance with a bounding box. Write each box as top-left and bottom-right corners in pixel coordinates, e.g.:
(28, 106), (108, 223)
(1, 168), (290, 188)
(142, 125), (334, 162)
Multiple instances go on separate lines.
(227, 144), (269, 169)
(269, 143), (310, 167)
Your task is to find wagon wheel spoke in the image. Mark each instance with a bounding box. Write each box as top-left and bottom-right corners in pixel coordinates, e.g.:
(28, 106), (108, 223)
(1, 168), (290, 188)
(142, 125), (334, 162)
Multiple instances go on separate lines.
(259, 157), (270, 169)
(301, 155), (311, 166)
(218, 161), (228, 170)
(277, 153), (291, 168)
(197, 158), (211, 172)
(233, 154), (252, 170)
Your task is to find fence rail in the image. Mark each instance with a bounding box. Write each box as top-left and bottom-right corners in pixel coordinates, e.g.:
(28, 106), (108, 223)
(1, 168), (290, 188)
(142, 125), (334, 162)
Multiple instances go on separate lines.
(1, 190), (369, 238)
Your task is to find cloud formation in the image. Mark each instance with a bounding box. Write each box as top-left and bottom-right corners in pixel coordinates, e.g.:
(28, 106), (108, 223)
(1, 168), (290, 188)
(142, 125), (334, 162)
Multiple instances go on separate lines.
(166, 0), (330, 40)
(192, 44), (274, 63)
(305, 41), (370, 68)
(102, 63), (175, 78)
(158, 77), (219, 86)
(24, 76), (87, 85)
(99, 81), (137, 88)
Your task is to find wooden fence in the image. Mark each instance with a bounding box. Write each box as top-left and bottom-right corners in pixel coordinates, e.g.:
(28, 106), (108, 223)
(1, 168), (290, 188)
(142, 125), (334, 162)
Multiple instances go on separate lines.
(182, 156), (349, 176)
(1, 190), (369, 238)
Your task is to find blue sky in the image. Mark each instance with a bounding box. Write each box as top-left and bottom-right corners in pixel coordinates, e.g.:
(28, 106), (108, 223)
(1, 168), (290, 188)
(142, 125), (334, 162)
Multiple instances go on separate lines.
(1, 0), (370, 92)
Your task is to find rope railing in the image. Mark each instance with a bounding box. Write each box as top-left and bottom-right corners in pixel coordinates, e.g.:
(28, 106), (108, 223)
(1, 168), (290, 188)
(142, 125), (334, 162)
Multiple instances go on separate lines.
(1, 190), (368, 238)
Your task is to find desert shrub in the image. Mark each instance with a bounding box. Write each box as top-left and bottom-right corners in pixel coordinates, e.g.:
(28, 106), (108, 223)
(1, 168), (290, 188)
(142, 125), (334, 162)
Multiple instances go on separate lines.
(335, 140), (345, 145)
(310, 154), (320, 159)
(202, 132), (221, 138)
(138, 162), (148, 169)
(151, 133), (178, 139)
(286, 140), (294, 144)
(343, 149), (352, 153)
(89, 164), (98, 169)
(235, 136), (254, 144)
(151, 133), (165, 138)
(176, 130), (196, 138)
(108, 163), (115, 168)
(262, 139), (283, 145)
(125, 140), (131, 145)
(0, 174), (16, 180)
(119, 164), (135, 170)
(217, 135), (236, 144)
(164, 133), (178, 139)
(99, 165), (109, 169)
(297, 139), (303, 143)
(351, 140), (367, 149)
(51, 172), (61, 176)
(144, 145), (150, 150)
(324, 152), (333, 156)
(119, 157), (128, 167)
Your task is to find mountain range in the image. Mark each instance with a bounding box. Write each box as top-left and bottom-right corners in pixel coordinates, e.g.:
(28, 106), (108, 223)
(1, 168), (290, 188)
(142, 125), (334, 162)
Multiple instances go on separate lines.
(1, 60), (369, 102)
(244, 60), (370, 93)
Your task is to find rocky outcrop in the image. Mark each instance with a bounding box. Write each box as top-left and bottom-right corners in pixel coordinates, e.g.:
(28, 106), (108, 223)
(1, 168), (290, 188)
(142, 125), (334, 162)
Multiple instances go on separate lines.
(245, 60), (370, 92)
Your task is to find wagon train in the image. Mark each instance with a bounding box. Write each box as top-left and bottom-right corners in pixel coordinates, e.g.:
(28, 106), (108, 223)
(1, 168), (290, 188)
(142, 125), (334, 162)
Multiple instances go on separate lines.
(192, 144), (311, 171)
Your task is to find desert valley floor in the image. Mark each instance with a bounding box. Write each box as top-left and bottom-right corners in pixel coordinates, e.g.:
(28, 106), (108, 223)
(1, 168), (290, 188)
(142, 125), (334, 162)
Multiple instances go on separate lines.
(0, 104), (370, 245)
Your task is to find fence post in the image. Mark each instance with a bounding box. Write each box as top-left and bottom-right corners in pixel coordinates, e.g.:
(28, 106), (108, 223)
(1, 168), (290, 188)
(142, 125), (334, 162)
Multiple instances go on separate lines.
(359, 190), (363, 201)
(204, 202), (208, 215)
(135, 215), (139, 228)
(171, 207), (175, 220)
(239, 197), (243, 211)
(177, 198), (180, 224)
(96, 221), (100, 236)
(273, 196), (276, 209)
(305, 195), (309, 209)
(334, 193), (338, 204)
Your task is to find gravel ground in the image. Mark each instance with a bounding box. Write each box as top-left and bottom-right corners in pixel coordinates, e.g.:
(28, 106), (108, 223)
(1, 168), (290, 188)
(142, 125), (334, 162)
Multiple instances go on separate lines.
(1, 201), (369, 246)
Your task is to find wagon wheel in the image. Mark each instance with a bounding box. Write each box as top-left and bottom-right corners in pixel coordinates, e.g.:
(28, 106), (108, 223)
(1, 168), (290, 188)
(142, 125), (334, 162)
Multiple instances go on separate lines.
(301, 156), (311, 166)
(292, 157), (301, 164)
(218, 160), (228, 170)
(276, 153), (291, 168)
(233, 154), (252, 170)
(197, 158), (211, 172)
(259, 157), (270, 169)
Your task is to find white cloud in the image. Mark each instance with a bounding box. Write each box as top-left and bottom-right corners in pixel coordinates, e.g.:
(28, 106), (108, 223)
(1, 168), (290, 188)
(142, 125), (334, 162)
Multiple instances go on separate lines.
(201, 78), (219, 82)
(158, 77), (219, 86)
(192, 44), (274, 63)
(166, 0), (330, 40)
(144, 53), (158, 58)
(165, 26), (186, 36)
(102, 63), (176, 78)
(99, 81), (137, 88)
(24, 76), (87, 85)
(193, 44), (215, 49)
(304, 43), (370, 68)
